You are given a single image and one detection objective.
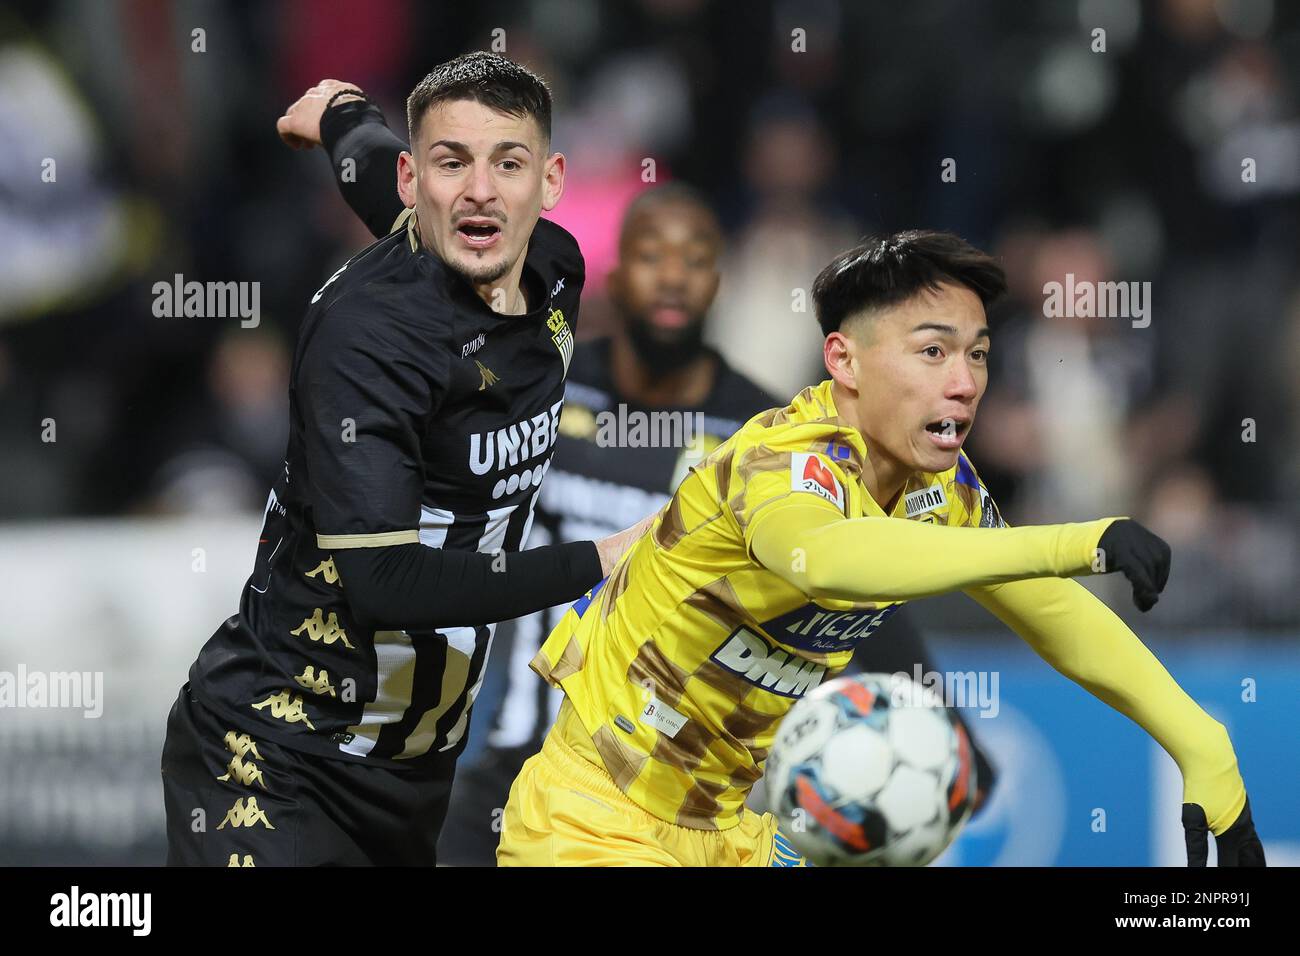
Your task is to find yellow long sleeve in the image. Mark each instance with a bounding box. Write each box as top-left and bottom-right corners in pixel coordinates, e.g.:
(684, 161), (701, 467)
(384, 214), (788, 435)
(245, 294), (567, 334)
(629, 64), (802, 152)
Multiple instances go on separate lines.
(968, 577), (1244, 835)
(748, 501), (1120, 603)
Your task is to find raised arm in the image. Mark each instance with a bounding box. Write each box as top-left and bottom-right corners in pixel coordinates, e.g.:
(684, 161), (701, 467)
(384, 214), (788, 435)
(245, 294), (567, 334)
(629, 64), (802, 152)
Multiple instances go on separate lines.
(277, 79), (410, 239)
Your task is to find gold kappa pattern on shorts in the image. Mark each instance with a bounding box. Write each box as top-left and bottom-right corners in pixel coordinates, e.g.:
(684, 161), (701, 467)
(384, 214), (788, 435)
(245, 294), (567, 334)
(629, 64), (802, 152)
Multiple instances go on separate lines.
(290, 609), (354, 649)
(305, 556), (340, 585)
(251, 690), (316, 730)
(218, 796), (274, 830)
(217, 730), (268, 790)
(293, 665), (337, 697)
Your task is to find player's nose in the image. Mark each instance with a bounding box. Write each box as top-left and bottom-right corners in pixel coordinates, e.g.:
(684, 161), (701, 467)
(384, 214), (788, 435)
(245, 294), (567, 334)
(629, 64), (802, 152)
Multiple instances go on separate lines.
(945, 358), (979, 400)
(461, 161), (498, 205)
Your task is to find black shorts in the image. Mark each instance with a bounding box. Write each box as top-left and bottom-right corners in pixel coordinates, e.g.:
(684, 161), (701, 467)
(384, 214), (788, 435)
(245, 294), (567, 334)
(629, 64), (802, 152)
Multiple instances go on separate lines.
(161, 685), (456, 866)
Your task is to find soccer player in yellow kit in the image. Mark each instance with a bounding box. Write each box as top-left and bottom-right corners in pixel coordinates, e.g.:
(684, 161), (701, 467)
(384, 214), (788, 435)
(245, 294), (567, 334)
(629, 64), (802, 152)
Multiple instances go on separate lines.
(500, 231), (1266, 867)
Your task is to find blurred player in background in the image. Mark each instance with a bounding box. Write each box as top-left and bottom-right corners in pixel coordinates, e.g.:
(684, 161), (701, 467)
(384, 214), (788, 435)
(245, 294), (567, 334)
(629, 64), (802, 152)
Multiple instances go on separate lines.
(278, 81), (999, 865)
(162, 53), (648, 867)
(509, 231), (1265, 867)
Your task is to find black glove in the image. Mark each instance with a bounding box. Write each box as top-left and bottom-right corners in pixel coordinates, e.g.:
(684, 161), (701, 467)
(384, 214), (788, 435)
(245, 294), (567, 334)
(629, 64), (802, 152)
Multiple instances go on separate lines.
(1183, 796), (1266, 866)
(1095, 519), (1171, 612)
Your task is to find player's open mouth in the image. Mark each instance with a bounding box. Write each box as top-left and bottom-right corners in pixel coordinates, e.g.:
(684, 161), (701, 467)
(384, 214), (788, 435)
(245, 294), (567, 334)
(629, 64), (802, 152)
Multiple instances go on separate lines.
(924, 418), (969, 450)
(456, 219), (503, 249)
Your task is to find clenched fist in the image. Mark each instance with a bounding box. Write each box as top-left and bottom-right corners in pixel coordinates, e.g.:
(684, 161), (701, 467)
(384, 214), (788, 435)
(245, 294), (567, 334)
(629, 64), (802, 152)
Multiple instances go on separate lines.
(276, 79), (367, 150)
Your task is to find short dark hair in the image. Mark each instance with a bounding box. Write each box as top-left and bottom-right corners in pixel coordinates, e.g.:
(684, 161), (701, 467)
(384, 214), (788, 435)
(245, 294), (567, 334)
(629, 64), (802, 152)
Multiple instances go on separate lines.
(406, 51), (552, 147)
(812, 230), (1006, 337)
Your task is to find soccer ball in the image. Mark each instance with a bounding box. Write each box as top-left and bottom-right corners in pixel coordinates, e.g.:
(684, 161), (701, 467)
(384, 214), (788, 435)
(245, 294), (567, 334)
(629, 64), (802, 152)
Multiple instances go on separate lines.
(765, 672), (977, 866)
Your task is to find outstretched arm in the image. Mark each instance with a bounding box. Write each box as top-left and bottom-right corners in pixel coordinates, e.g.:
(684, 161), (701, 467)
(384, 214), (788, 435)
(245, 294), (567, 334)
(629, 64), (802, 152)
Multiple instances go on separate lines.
(970, 577), (1242, 825)
(749, 500), (1120, 603)
(968, 576), (1263, 864)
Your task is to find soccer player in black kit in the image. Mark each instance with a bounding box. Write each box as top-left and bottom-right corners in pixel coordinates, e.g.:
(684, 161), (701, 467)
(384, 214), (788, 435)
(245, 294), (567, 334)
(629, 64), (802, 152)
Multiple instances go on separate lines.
(161, 53), (649, 866)
(281, 77), (1000, 864)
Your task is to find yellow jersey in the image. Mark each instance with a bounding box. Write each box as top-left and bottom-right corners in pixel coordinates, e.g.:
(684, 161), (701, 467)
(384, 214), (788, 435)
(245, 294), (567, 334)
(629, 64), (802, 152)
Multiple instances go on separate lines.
(531, 379), (1003, 829)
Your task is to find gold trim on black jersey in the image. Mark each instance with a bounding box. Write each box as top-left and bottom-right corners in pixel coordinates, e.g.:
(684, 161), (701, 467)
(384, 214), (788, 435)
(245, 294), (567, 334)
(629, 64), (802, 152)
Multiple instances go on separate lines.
(316, 530), (420, 549)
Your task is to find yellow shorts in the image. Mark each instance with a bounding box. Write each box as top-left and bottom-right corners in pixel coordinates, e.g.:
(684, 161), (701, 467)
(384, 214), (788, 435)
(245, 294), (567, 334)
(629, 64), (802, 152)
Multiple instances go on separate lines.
(496, 702), (806, 867)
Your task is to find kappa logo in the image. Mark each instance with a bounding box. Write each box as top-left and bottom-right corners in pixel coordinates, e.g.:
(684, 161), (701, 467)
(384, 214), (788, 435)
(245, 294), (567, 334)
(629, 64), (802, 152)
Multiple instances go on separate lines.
(476, 359), (499, 391)
(223, 731), (263, 761)
(227, 854), (255, 867)
(294, 665), (337, 697)
(791, 452), (845, 511)
(710, 627), (827, 698)
(290, 609), (354, 649)
(217, 796), (275, 830)
(217, 754), (267, 790)
(305, 557), (339, 585)
(251, 690), (316, 730)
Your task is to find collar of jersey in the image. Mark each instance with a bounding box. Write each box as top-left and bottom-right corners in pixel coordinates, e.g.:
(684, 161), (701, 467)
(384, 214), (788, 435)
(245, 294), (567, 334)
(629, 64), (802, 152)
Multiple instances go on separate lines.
(806, 379), (915, 520)
(404, 209), (553, 320)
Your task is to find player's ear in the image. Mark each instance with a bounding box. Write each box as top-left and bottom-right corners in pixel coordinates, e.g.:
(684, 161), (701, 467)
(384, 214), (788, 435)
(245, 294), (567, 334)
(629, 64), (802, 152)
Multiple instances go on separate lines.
(541, 152), (565, 212)
(824, 330), (858, 390)
(396, 151), (417, 209)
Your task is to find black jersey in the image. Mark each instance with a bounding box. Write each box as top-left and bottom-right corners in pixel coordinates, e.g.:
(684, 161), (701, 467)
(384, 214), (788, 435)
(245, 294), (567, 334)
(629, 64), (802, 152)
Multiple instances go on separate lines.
(481, 337), (777, 752)
(188, 209), (585, 767)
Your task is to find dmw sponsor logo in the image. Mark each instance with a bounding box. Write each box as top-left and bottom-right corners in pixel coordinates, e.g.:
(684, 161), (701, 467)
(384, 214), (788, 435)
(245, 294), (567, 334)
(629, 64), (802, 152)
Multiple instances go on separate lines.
(50, 886), (151, 936)
(711, 627), (826, 698)
(791, 453), (844, 511)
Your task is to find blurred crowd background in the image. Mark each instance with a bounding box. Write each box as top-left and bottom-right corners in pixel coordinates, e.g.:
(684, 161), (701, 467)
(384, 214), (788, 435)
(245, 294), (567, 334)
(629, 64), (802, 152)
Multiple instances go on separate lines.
(2, 0), (1299, 867)
(5, 0), (1300, 627)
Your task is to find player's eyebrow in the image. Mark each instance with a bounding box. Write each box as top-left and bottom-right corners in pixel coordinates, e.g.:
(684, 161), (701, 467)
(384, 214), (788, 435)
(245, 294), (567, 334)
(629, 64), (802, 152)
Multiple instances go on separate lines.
(910, 322), (991, 339)
(426, 139), (532, 155)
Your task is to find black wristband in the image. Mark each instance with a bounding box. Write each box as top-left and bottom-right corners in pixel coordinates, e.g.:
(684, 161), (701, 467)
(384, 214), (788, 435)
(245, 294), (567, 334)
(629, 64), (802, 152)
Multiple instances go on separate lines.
(319, 96), (389, 156)
(325, 87), (368, 112)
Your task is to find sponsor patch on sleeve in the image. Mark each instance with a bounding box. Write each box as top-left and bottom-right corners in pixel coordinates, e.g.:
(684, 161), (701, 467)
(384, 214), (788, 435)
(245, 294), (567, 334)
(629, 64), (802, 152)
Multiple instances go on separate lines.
(791, 452), (845, 512)
(979, 487), (1007, 528)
